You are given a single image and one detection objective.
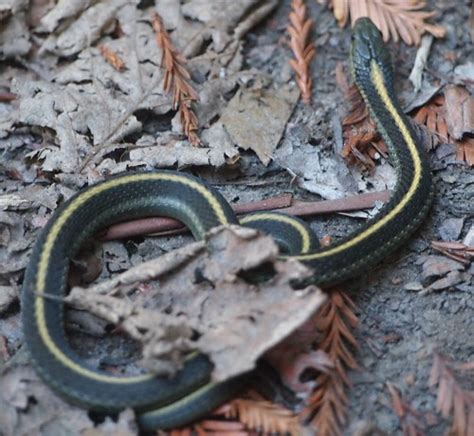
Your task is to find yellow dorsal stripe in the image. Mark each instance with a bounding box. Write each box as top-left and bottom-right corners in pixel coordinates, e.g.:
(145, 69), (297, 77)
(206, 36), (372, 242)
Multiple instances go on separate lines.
(35, 172), (229, 383)
(241, 213), (311, 253)
(293, 62), (422, 261)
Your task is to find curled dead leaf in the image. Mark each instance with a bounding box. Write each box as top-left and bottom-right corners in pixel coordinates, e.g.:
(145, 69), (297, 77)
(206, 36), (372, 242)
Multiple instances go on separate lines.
(66, 226), (326, 380)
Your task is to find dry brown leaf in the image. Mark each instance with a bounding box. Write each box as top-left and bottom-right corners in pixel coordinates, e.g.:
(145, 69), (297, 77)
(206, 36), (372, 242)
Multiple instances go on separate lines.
(0, 366), (111, 435)
(66, 225), (326, 380)
(151, 12), (202, 146)
(444, 85), (474, 140)
(220, 84), (299, 166)
(411, 89), (474, 166)
(299, 290), (359, 435)
(325, 0), (445, 45)
(387, 383), (425, 436)
(288, 0), (316, 104)
(428, 351), (474, 436)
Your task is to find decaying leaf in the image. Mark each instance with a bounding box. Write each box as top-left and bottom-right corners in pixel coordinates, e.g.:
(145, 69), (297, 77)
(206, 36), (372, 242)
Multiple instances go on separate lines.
(0, 211), (31, 276)
(322, 0), (446, 45)
(1, 0), (283, 175)
(220, 83), (299, 165)
(66, 226), (326, 380)
(0, 0), (31, 60)
(429, 351), (474, 436)
(0, 365), (124, 435)
(411, 87), (474, 166)
(39, 0), (130, 57)
(0, 286), (17, 313)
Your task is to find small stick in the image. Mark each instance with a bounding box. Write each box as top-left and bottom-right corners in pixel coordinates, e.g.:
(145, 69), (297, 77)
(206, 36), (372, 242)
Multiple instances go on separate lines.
(101, 191), (390, 241)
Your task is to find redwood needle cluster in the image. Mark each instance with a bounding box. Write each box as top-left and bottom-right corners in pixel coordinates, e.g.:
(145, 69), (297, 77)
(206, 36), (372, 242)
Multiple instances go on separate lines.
(152, 12), (201, 146)
(288, 0), (315, 104)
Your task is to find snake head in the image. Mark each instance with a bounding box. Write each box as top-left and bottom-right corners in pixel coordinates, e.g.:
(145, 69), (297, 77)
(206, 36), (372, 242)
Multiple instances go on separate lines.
(350, 17), (393, 87)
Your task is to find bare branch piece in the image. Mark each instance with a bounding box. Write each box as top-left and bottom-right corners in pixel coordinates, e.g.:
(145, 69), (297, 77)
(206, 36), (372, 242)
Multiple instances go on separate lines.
(431, 240), (474, 266)
(151, 12), (201, 146)
(102, 190), (390, 241)
(288, 0), (316, 104)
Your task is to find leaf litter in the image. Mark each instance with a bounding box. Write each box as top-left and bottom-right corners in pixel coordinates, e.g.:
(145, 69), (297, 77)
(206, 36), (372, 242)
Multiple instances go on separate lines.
(66, 226), (326, 379)
(0, 0), (473, 434)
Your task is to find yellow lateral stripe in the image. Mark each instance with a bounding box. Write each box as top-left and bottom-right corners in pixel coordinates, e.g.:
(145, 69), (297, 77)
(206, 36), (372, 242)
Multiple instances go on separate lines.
(141, 382), (218, 420)
(35, 172), (229, 383)
(293, 62), (422, 261)
(241, 213), (311, 253)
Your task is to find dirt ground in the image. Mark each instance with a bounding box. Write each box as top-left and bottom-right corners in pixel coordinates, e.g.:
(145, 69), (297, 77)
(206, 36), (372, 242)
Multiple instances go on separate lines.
(0, 0), (472, 435)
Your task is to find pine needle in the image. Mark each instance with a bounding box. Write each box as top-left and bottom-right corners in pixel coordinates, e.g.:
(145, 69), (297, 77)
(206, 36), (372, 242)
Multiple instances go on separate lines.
(321, 0), (445, 45)
(288, 0), (316, 104)
(151, 12), (202, 146)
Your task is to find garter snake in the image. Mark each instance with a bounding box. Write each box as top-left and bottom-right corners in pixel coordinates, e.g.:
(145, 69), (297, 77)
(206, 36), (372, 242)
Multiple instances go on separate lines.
(21, 18), (432, 430)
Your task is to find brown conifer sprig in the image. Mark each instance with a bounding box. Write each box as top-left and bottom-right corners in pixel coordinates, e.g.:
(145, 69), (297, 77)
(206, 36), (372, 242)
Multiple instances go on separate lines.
(387, 383), (425, 436)
(429, 351), (474, 436)
(288, 0), (316, 104)
(320, 0), (445, 45)
(335, 63), (388, 167)
(151, 12), (201, 146)
(300, 290), (358, 435)
(99, 45), (126, 72)
(168, 396), (300, 435)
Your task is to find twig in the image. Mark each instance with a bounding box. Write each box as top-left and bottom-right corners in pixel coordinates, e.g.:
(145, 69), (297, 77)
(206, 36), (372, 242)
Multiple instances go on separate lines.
(152, 12), (201, 146)
(288, 0), (315, 104)
(0, 92), (16, 102)
(431, 240), (474, 266)
(101, 190), (390, 241)
(408, 35), (433, 92)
